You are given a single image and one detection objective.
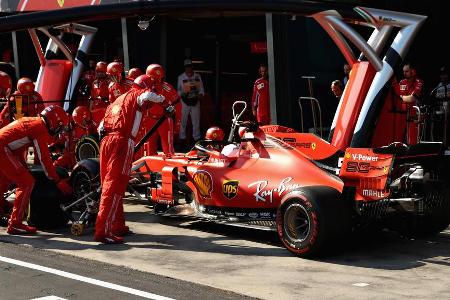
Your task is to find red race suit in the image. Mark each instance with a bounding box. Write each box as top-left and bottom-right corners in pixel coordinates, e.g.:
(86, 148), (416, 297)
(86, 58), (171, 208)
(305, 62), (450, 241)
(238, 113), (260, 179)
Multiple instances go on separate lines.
(108, 79), (133, 104)
(251, 77), (271, 125)
(0, 117), (60, 227)
(393, 77), (424, 145)
(95, 88), (164, 242)
(136, 82), (178, 159)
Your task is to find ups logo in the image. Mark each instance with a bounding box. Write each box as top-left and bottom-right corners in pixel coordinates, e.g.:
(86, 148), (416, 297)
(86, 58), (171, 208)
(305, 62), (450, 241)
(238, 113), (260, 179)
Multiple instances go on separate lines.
(222, 180), (239, 200)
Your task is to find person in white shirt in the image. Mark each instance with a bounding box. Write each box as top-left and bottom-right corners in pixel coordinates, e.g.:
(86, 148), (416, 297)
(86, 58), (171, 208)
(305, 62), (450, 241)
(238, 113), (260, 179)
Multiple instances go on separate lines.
(177, 58), (204, 143)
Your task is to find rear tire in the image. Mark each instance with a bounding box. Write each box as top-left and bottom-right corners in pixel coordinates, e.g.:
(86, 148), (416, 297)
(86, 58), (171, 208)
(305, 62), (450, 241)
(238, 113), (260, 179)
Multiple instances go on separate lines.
(276, 189), (349, 257)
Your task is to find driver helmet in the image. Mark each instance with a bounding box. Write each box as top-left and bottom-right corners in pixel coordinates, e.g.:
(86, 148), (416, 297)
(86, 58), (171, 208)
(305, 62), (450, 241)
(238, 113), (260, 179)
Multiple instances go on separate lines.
(0, 71), (12, 98)
(40, 105), (70, 136)
(17, 77), (35, 94)
(205, 126), (224, 141)
(72, 106), (92, 129)
(106, 62), (123, 83)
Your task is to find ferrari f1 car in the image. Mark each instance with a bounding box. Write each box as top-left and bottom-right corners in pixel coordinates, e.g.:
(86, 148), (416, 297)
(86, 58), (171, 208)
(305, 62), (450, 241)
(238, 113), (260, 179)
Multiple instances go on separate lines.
(2, 3), (448, 257)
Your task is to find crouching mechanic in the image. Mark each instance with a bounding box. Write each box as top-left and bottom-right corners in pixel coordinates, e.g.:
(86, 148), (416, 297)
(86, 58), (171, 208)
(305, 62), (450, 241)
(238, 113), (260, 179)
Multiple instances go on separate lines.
(0, 105), (73, 234)
(95, 77), (165, 244)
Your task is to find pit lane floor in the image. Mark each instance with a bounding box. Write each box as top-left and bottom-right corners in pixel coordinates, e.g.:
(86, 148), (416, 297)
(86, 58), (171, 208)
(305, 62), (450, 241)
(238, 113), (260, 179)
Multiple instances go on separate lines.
(1, 197), (450, 299)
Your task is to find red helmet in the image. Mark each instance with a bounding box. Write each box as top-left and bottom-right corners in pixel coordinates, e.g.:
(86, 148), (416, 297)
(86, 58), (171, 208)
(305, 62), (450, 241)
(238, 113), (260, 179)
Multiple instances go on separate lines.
(17, 77), (35, 94)
(107, 62), (123, 83)
(133, 74), (155, 90)
(127, 68), (143, 80)
(40, 105), (70, 135)
(205, 126), (224, 141)
(96, 61), (107, 73)
(0, 71), (12, 97)
(72, 106), (92, 128)
(146, 64), (165, 83)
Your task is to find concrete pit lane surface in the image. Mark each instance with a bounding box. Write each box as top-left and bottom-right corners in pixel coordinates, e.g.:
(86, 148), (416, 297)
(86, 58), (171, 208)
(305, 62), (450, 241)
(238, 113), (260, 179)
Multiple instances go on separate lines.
(1, 197), (450, 299)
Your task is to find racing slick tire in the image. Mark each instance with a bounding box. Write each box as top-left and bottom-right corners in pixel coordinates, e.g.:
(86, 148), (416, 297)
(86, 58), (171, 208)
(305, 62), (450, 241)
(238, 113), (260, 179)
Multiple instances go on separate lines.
(27, 165), (71, 229)
(70, 159), (100, 211)
(75, 135), (100, 162)
(276, 187), (350, 257)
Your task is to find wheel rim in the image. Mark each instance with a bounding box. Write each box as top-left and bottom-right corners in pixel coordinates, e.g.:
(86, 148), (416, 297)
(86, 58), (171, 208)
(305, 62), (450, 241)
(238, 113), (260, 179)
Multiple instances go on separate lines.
(284, 202), (311, 243)
(77, 142), (98, 160)
(73, 171), (92, 200)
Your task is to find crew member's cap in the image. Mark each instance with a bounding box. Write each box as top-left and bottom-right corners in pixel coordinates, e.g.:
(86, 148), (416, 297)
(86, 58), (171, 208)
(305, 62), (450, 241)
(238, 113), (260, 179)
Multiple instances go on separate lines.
(184, 58), (193, 67)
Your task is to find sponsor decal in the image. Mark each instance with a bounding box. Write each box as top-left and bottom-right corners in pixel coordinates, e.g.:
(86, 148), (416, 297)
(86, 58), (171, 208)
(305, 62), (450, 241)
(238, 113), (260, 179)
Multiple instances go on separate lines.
(351, 153), (378, 162)
(248, 212), (259, 219)
(235, 212), (246, 217)
(362, 189), (386, 198)
(346, 161), (370, 173)
(248, 177), (301, 203)
(383, 166), (389, 173)
(193, 170), (213, 198)
(311, 142), (316, 151)
(257, 83), (265, 89)
(57, 0), (64, 7)
(345, 152), (351, 159)
(222, 180), (239, 200)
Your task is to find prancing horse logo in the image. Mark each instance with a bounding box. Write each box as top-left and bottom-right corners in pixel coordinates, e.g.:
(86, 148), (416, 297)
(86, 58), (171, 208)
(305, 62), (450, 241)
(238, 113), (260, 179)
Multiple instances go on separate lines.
(57, 0), (65, 7)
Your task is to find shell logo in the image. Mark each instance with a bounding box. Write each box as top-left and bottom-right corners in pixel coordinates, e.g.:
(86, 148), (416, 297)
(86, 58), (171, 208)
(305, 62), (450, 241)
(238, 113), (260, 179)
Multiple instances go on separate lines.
(57, 0), (64, 7)
(345, 152), (351, 159)
(193, 170), (213, 198)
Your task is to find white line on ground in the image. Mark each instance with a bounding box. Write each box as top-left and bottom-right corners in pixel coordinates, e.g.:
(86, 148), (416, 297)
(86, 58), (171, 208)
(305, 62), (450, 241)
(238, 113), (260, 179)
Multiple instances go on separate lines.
(31, 296), (68, 300)
(0, 256), (175, 300)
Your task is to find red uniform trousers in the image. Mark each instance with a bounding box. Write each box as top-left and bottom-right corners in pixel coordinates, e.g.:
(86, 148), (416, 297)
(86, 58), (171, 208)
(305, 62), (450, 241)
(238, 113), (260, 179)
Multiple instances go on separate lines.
(0, 146), (35, 225)
(144, 117), (174, 156)
(95, 134), (134, 237)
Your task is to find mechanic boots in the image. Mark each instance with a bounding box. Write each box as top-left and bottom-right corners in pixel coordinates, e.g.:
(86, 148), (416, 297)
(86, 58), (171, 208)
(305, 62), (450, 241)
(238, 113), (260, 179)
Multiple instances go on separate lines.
(7, 223), (37, 235)
(94, 234), (124, 244)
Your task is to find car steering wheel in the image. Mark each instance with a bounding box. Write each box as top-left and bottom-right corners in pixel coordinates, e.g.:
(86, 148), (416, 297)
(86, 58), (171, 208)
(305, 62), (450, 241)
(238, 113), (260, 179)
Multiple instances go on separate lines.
(193, 140), (223, 158)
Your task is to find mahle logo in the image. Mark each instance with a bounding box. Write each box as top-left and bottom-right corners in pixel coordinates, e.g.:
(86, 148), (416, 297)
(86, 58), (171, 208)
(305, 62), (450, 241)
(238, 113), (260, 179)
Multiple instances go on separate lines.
(222, 180), (239, 200)
(193, 171), (213, 198)
(57, 0), (64, 7)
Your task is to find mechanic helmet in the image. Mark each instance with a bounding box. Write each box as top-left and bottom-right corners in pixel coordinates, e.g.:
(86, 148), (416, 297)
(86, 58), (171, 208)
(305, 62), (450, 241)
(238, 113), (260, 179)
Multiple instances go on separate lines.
(106, 62), (123, 83)
(17, 77), (35, 94)
(127, 67), (143, 80)
(133, 74), (155, 90)
(72, 106), (92, 128)
(146, 64), (165, 84)
(205, 126), (224, 141)
(0, 71), (12, 98)
(40, 105), (70, 136)
(95, 61), (107, 77)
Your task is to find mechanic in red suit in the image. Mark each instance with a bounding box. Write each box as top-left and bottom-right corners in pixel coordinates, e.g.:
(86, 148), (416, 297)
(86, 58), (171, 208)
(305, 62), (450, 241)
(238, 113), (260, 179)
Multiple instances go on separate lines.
(393, 62), (424, 145)
(0, 77), (45, 128)
(0, 105), (72, 234)
(95, 77), (165, 244)
(0, 71), (13, 217)
(53, 106), (97, 170)
(107, 61), (133, 103)
(142, 64), (179, 157)
(127, 67), (143, 81)
(90, 61), (110, 111)
(251, 64), (271, 126)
